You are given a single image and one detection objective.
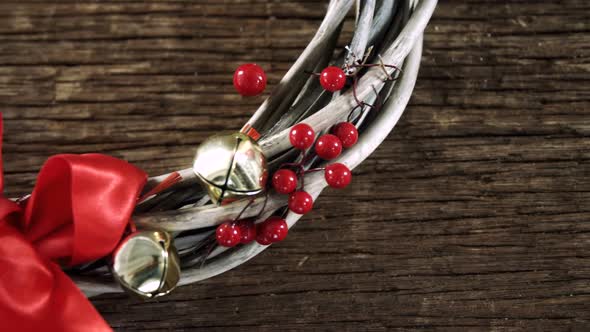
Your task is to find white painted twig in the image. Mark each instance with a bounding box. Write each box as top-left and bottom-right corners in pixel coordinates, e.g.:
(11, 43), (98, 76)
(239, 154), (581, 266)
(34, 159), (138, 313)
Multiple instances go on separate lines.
(345, 0), (375, 75)
(135, 193), (286, 231)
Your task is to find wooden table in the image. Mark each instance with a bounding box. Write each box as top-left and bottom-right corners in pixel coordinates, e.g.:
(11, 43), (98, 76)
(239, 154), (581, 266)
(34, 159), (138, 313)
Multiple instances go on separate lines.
(2, 1), (589, 331)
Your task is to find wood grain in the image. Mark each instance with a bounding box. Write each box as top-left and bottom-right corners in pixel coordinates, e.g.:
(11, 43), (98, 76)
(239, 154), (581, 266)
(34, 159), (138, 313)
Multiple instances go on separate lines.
(1, 0), (589, 331)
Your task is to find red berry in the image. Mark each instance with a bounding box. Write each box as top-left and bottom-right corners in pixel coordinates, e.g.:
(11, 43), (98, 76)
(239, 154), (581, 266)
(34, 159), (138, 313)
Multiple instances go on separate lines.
(236, 219), (257, 244)
(272, 169), (298, 194)
(289, 123), (315, 150)
(259, 216), (288, 243)
(325, 163), (352, 189)
(288, 190), (314, 214)
(255, 223), (273, 245)
(216, 222), (242, 247)
(332, 122), (358, 148)
(233, 63), (267, 96)
(320, 66), (346, 92)
(315, 134), (342, 160)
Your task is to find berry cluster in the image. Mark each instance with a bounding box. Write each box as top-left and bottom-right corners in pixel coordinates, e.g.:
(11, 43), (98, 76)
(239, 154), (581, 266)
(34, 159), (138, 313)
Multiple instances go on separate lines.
(216, 216), (289, 247)
(272, 122), (356, 215)
(216, 63), (359, 248)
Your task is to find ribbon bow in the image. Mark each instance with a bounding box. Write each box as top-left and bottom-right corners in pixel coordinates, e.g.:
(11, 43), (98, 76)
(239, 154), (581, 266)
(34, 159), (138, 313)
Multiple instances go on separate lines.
(0, 116), (147, 332)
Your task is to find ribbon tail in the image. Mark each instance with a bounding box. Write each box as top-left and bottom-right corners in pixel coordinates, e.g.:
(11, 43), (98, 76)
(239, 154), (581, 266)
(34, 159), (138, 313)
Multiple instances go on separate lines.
(46, 263), (113, 332)
(0, 223), (112, 332)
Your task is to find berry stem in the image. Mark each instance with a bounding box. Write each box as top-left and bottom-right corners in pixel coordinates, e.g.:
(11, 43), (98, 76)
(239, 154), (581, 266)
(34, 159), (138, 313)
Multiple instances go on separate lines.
(303, 167), (326, 174)
(233, 198), (256, 223)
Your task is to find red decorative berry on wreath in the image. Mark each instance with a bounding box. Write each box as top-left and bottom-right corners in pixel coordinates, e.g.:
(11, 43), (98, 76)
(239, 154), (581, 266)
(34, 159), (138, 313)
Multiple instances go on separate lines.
(255, 222), (272, 245)
(236, 219), (257, 244)
(257, 216), (288, 244)
(325, 163), (352, 189)
(233, 63), (267, 96)
(216, 222), (242, 247)
(320, 66), (346, 92)
(315, 134), (342, 160)
(272, 168), (298, 194)
(289, 123), (315, 150)
(288, 190), (314, 214)
(332, 122), (358, 148)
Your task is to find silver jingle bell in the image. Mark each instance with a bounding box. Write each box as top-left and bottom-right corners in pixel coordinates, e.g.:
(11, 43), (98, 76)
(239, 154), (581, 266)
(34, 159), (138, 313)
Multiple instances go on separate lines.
(111, 230), (181, 299)
(192, 132), (267, 205)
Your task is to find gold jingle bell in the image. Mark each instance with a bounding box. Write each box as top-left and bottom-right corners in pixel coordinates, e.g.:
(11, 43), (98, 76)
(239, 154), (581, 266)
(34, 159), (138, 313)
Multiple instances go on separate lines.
(192, 132), (267, 205)
(111, 230), (181, 299)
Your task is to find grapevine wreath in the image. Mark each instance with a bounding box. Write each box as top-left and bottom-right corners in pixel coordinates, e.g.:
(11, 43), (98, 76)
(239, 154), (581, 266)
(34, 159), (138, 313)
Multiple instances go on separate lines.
(0, 0), (437, 330)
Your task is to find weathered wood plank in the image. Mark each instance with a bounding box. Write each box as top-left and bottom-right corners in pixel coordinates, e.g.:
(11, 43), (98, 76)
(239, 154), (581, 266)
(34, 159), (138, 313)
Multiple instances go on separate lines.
(0, 0), (589, 331)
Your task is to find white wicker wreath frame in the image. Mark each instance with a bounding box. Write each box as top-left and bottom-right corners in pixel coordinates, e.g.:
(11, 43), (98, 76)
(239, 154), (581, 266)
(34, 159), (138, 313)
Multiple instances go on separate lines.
(71, 0), (438, 297)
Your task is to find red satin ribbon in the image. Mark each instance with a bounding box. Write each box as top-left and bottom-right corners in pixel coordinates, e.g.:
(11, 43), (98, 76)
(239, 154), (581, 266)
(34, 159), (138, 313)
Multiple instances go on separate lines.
(0, 116), (147, 332)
